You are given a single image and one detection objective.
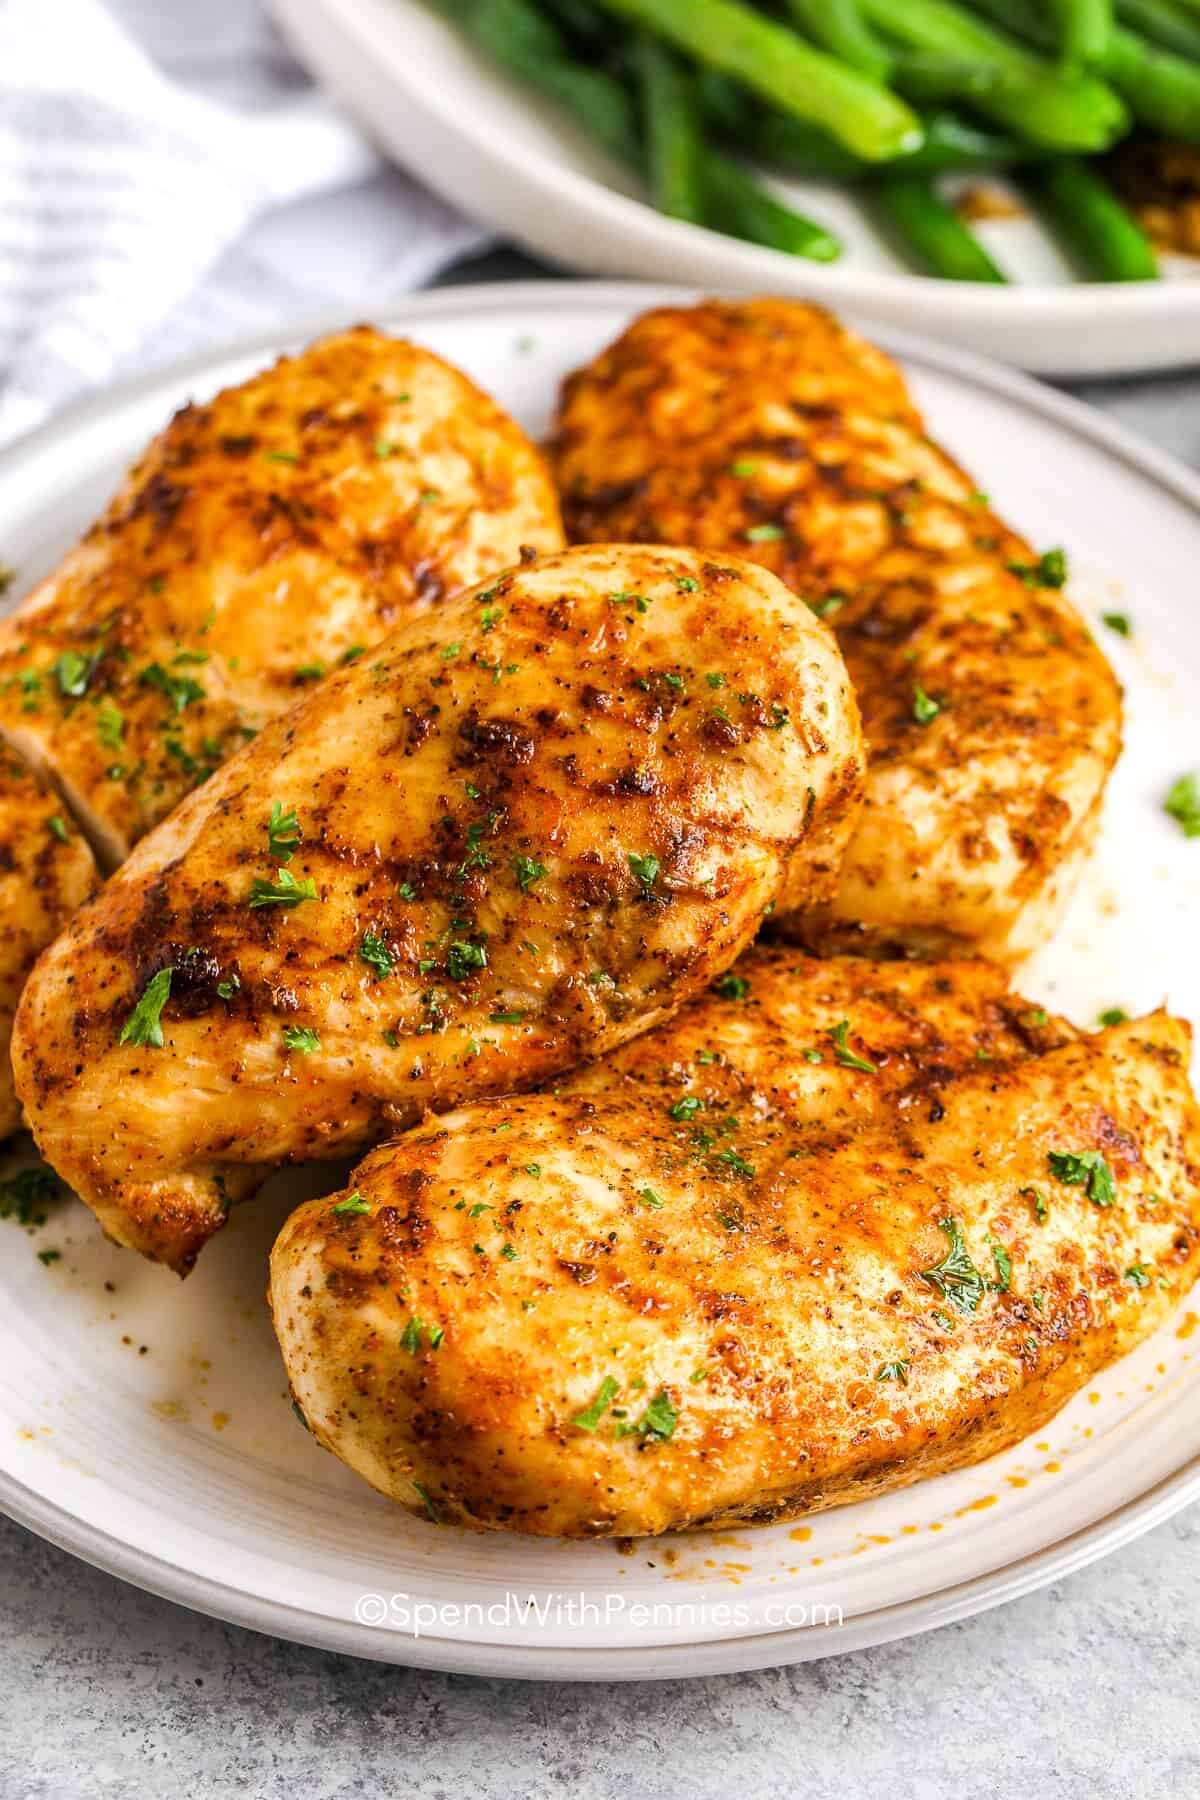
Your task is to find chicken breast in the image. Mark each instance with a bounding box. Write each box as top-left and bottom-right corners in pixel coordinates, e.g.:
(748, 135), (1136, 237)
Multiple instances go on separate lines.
(552, 299), (1123, 963)
(270, 956), (1200, 1537)
(14, 547), (864, 1273)
(0, 325), (564, 868)
(0, 749), (98, 1136)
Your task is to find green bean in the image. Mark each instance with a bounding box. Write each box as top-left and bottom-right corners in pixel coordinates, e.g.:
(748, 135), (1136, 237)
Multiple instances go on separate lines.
(701, 153), (842, 260)
(1106, 24), (1200, 140)
(874, 174), (1008, 280)
(632, 38), (705, 223)
(970, 0), (1200, 140)
(1050, 0), (1113, 67)
(433, 0), (639, 165)
(586, 0), (923, 160)
(1118, 0), (1200, 61)
(1026, 158), (1159, 279)
(858, 0), (1129, 148)
(786, 0), (893, 83)
(726, 104), (1044, 181)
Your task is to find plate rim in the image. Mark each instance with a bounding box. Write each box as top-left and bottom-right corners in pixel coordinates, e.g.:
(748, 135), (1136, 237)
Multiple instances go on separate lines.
(268, 0), (1200, 331)
(3, 276), (1200, 1678)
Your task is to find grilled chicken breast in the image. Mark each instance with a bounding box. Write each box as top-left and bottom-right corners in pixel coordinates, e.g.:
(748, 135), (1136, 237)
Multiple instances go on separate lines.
(14, 547), (864, 1273)
(0, 325), (564, 868)
(0, 750), (98, 1136)
(270, 951), (1200, 1537)
(552, 299), (1123, 962)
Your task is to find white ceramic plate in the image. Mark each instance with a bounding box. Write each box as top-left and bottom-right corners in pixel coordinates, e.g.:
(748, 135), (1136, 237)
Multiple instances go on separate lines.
(267, 0), (1200, 377)
(2, 282), (1200, 1681)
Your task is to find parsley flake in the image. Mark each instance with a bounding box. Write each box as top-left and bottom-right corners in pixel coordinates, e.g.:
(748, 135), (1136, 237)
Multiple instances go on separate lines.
(267, 802), (301, 865)
(513, 854), (548, 894)
(248, 870), (318, 908)
(1048, 1149), (1115, 1207)
(330, 1191), (369, 1216)
(920, 1217), (985, 1315)
(828, 1018), (877, 1074)
(876, 1360), (909, 1386)
(282, 1025), (320, 1055)
(117, 967), (173, 1048)
(1164, 773), (1200, 838)
(359, 931), (395, 980)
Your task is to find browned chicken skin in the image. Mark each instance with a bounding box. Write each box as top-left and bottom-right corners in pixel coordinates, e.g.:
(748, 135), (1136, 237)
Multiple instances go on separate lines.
(0, 326), (562, 1139)
(14, 547), (864, 1272)
(0, 325), (564, 867)
(270, 951), (1200, 1537)
(0, 750), (99, 1135)
(552, 299), (1123, 963)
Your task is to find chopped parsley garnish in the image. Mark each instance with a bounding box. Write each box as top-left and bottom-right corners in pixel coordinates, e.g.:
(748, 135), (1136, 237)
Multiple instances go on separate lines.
(639, 1187), (664, 1209)
(428, 1324), (445, 1350)
(627, 850), (660, 893)
(374, 438), (393, 459)
(636, 1389), (678, 1441)
(400, 1316), (424, 1355)
(490, 1009), (525, 1024)
(216, 973), (240, 1001)
(513, 854), (548, 894)
(876, 1360), (909, 1386)
(705, 672), (727, 689)
(397, 881), (417, 901)
(500, 1242), (517, 1261)
(54, 648), (99, 698)
(744, 522), (785, 543)
(267, 802), (300, 864)
(1102, 612), (1131, 637)
(46, 814), (69, 843)
(359, 931), (395, 980)
(828, 1018), (877, 1074)
(713, 1147), (754, 1178)
(920, 1217), (985, 1315)
(674, 575), (699, 592)
(716, 974), (750, 1001)
(447, 940), (487, 981)
(572, 1376), (620, 1432)
(1021, 1184), (1049, 1222)
(911, 684), (940, 726)
(248, 870), (318, 908)
(117, 967), (174, 1048)
(1124, 1263), (1150, 1288)
(37, 1248), (61, 1266)
(480, 604), (503, 631)
(1048, 1149), (1115, 1207)
(669, 1096), (704, 1122)
(1008, 547), (1068, 589)
(264, 449), (300, 465)
(525, 1163), (541, 1178)
(1164, 773), (1200, 838)
(730, 458), (759, 478)
(412, 1480), (441, 1524)
(140, 661), (205, 712)
(96, 703), (125, 750)
(1020, 1008), (1049, 1029)
(282, 1025), (320, 1054)
(330, 1191), (369, 1216)
(1098, 1007), (1128, 1027)
(0, 1165), (63, 1229)
(988, 1238), (1012, 1293)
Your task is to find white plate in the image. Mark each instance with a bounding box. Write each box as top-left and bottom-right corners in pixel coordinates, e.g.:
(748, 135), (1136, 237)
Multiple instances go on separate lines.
(2, 282), (1200, 1681)
(268, 0), (1200, 377)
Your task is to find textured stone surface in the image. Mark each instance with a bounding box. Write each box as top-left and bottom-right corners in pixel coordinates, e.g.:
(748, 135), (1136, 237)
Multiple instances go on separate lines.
(2, 256), (1199, 1793)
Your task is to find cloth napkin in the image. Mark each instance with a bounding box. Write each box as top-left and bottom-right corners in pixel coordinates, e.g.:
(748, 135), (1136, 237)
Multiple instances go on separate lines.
(0, 0), (489, 444)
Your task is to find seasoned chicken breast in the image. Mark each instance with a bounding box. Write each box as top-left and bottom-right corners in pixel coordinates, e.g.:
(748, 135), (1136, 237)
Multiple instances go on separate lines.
(0, 750), (98, 1136)
(270, 955), (1200, 1537)
(0, 325), (564, 868)
(552, 299), (1123, 963)
(14, 547), (864, 1273)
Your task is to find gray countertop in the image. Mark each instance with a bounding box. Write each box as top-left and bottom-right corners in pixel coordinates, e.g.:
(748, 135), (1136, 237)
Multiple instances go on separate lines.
(3, 253), (1199, 1798)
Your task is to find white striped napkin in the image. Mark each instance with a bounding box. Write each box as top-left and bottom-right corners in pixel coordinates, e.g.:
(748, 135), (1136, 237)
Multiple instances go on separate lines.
(0, 0), (488, 445)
